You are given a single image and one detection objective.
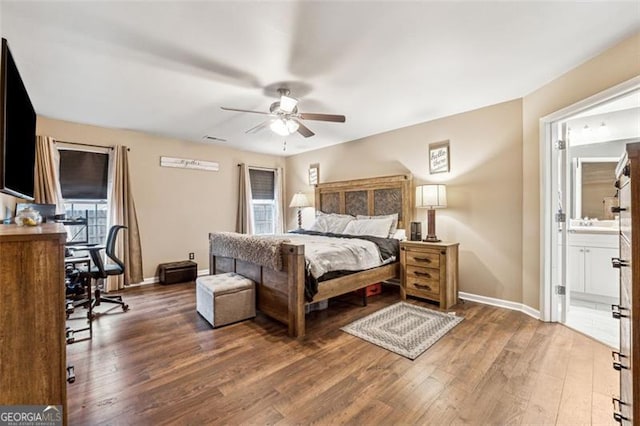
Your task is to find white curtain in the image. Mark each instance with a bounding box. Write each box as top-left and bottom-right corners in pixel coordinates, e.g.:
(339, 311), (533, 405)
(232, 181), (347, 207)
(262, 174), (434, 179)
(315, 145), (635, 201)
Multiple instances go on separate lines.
(236, 163), (254, 234)
(106, 145), (143, 291)
(274, 167), (285, 234)
(33, 135), (64, 212)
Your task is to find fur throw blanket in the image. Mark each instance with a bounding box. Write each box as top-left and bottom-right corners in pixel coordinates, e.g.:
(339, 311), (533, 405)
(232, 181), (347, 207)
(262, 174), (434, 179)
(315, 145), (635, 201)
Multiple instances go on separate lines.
(209, 232), (290, 271)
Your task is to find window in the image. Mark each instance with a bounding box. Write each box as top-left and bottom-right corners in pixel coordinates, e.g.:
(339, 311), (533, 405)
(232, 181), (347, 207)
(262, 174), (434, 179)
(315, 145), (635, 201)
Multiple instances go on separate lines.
(249, 168), (276, 235)
(63, 202), (108, 244)
(58, 148), (110, 245)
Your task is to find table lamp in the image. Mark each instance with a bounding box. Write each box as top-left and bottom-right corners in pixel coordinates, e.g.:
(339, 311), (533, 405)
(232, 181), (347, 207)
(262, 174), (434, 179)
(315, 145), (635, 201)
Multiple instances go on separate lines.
(289, 192), (311, 229)
(415, 184), (447, 242)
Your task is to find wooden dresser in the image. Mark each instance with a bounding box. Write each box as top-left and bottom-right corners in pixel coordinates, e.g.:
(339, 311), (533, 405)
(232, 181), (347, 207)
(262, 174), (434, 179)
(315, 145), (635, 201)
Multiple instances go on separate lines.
(399, 240), (459, 309)
(0, 223), (68, 424)
(612, 142), (639, 425)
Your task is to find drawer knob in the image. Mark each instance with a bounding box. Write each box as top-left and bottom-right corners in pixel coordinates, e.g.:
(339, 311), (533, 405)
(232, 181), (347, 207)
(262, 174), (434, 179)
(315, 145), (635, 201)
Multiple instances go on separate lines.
(611, 258), (629, 269)
(611, 206), (627, 213)
(414, 257), (431, 263)
(612, 398), (630, 423)
(611, 304), (629, 319)
(612, 351), (628, 371)
(414, 271), (431, 278)
(623, 165), (630, 177)
(414, 283), (432, 291)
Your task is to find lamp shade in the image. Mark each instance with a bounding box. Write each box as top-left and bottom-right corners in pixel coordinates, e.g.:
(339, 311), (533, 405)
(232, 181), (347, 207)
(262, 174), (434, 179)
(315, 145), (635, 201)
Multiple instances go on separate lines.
(415, 184), (447, 209)
(270, 118), (299, 136)
(289, 192), (311, 208)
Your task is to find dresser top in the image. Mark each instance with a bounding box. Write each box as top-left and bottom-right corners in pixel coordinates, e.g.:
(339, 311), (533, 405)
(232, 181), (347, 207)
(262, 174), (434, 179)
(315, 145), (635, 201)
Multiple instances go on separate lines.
(0, 223), (67, 241)
(400, 240), (459, 248)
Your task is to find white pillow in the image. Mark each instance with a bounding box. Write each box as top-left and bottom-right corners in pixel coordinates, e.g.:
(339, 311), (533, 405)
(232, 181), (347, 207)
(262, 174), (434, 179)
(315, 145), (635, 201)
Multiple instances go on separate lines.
(309, 213), (354, 234)
(343, 217), (394, 238)
(392, 229), (407, 240)
(356, 213), (399, 238)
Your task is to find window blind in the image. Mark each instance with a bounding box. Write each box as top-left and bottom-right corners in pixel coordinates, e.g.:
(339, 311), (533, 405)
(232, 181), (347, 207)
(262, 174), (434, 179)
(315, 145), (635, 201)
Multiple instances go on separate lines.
(59, 150), (109, 200)
(249, 169), (275, 200)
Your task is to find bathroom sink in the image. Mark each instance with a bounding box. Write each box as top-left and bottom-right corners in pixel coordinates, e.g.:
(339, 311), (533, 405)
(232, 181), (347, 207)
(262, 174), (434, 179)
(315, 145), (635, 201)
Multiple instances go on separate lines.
(569, 226), (618, 234)
(569, 219), (618, 234)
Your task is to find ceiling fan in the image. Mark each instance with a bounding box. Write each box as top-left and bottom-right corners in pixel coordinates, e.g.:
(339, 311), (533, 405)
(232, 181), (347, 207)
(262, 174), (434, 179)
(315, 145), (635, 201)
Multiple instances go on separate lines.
(220, 88), (345, 138)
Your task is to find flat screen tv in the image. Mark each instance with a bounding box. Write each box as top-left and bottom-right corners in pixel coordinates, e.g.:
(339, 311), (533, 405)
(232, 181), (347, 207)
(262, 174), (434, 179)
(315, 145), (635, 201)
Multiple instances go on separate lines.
(0, 38), (36, 200)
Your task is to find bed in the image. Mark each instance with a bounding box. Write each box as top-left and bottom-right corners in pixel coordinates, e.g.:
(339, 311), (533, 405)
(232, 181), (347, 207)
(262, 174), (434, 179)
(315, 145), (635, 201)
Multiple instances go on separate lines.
(209, 174), (412, 338)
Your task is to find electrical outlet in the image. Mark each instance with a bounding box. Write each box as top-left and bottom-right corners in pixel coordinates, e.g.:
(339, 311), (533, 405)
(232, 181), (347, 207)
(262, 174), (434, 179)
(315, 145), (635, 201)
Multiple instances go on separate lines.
(188, 252), (194, 260)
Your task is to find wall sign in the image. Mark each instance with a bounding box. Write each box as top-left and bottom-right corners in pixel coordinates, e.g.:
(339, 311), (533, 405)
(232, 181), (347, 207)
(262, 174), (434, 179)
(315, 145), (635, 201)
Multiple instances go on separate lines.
(309, 163), (319, 185)
(160, 156), (219, 171)
(429, 141), (450, 174)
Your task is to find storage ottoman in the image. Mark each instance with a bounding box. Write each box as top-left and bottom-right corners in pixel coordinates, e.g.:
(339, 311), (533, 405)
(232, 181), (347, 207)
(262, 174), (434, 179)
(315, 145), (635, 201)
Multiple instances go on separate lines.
(196, 273), (256, 328)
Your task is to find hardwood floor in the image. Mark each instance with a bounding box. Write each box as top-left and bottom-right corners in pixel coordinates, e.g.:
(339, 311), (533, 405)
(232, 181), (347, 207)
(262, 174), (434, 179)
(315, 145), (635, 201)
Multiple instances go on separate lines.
(66, 282), (618, 425)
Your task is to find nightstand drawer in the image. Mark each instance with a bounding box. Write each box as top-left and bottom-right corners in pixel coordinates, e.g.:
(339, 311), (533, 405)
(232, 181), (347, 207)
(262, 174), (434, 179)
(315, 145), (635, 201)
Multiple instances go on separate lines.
(405, 250), (440, 268)
(406, 273), (440, 296)
(406, 265), (440, 284)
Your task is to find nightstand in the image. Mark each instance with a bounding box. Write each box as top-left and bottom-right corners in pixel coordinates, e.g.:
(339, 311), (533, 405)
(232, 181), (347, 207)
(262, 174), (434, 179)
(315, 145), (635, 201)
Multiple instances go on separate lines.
(400, 240), (459, 309)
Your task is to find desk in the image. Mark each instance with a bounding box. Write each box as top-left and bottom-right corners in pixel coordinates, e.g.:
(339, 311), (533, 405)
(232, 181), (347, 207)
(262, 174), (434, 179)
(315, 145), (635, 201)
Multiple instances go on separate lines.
(65, 255), (93, 342)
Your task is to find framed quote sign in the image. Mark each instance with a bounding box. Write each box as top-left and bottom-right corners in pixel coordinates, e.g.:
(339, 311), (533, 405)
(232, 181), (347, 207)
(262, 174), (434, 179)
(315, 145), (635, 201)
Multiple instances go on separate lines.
(309, 163), (319, 185)
(429, 141), (450, 174)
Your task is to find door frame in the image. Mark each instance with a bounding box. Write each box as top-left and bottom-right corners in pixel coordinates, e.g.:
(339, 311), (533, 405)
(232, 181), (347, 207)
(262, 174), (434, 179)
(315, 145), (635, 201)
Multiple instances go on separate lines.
(539, 76), (640, 322)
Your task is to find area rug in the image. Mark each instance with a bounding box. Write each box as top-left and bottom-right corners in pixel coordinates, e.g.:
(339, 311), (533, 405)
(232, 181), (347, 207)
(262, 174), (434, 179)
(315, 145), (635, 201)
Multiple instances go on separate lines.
(341, 302), (463, 360)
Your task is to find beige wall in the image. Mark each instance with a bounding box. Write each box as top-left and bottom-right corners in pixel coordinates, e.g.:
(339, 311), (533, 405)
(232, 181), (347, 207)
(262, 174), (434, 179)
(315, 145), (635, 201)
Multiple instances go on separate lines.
(286, 99), (524, 303)
(521, 31), (640, 309)
(36, 117), (284, 280)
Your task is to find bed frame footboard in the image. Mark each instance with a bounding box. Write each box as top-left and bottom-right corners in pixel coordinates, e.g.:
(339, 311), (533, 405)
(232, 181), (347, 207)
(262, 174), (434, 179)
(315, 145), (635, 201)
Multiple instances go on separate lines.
(210, 242), (307, 337)
(209, 242), (398, 338)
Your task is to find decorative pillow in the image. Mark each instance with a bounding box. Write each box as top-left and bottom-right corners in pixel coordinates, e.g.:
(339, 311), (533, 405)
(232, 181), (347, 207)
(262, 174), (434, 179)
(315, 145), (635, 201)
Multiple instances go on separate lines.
(343, 217), (394, 238)
(356, 213), (399, 238)
(309, 213), (354, 234)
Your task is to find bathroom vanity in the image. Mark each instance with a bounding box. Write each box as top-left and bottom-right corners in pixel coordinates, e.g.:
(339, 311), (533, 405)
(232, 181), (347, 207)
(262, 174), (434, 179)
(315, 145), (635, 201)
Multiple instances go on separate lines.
(568, 222), (620, 300)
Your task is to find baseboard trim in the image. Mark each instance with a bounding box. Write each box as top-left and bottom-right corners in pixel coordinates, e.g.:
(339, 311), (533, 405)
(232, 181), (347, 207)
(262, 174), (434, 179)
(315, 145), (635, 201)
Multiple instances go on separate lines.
(133, 268), (210, 287)
(459, 291), (540, 320)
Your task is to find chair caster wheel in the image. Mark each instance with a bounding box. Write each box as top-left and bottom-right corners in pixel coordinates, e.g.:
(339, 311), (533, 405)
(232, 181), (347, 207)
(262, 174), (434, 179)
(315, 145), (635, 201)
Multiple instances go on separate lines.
(122, 304), (129, 312)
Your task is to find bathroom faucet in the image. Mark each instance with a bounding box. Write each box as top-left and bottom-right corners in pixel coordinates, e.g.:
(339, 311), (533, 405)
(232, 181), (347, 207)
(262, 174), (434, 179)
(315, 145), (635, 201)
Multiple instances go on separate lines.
(580, 217), (593, 226)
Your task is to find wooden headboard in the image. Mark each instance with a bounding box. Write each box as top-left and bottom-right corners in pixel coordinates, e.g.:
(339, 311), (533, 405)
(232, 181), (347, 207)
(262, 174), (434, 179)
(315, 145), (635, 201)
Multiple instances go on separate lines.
(314, 174), (413, 229)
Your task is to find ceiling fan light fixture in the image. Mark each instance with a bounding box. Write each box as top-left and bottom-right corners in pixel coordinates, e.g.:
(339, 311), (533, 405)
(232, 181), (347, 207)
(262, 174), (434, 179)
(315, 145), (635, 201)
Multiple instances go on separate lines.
(279, 95), (298, 113)
(270, 118), (299, 136)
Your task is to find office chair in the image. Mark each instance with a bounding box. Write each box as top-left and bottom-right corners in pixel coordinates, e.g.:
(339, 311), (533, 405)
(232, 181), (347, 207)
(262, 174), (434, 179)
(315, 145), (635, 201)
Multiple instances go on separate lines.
(82, 225), (130, 312)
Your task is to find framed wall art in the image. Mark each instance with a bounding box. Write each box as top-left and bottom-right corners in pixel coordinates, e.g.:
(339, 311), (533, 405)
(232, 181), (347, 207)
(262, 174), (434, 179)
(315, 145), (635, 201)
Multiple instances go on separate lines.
(309, 163), (319, 185)
(429, 141), (450, 174)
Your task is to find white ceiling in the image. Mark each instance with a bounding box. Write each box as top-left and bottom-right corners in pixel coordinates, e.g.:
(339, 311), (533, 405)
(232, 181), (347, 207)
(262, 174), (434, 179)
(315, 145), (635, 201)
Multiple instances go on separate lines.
(2, 1), (639, 156)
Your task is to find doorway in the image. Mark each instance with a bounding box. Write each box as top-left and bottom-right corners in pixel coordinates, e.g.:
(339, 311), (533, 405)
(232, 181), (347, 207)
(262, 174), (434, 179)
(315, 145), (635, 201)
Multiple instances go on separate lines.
(541, 81), (640, 348)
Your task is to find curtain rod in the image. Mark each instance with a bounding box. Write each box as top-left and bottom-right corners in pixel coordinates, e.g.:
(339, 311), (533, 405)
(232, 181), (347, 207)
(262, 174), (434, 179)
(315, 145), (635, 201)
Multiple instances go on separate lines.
(237, 164), (277, 171)
(53, 140), (130, 151)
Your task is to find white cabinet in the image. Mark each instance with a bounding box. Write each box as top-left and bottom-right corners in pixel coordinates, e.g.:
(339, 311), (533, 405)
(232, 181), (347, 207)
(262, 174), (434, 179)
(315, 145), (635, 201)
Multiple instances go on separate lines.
(568, 232), (619, 299)
(585, 246), (619, 297)
(568, 245), (586, 293)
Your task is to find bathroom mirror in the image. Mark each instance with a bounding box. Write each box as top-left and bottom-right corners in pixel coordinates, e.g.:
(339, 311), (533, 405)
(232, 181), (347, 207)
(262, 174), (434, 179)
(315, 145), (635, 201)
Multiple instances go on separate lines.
(572, 157), (618, 220)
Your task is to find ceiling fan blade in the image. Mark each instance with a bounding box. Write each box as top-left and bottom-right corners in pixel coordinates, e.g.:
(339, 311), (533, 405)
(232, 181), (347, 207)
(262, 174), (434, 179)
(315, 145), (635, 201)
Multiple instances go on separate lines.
(299, 112), (346, 123)
(221, 106), (271, 115)
(295, 120), (315, 138)
(245, 120), (271, 134)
